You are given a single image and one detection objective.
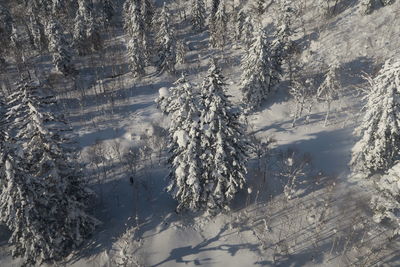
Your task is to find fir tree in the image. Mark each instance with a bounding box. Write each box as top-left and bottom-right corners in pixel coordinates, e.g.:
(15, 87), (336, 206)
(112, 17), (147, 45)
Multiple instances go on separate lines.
(351, 59), (400, 175)
(370, 162), (400, 237)
(1, 80), (98, 265)
(156, 3), (176, 73)
(191, 0), (206, 32)
(240, 27), (275, 110)
(46, 19), (76, 75)
(199, 61), (250, 214)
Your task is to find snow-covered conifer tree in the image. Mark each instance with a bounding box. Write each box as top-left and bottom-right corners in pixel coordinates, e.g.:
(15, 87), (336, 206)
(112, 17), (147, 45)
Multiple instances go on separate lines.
(127, 38), (145, 77)
(191, 0), (206, 32)
(361, 0), (374, 14)
(1, 80), (98, 265)
(271, 0), (296, 73)
(199, 61), (250, 214)
(241, 15), (254, 49)
(240, 27), (275, 110)
(102, 0), (115, 26)
(161, 76), (204, 212)
(73, 11), (88, 56)
(73, 0), (102, 55)
(370, 162), (400, 236)
(210, 0), (228, 49)
(142, 0), (155, 29)
(0, 3), (13, 59)
(156, 3), (176, 73)
(351, 59), (400, 174)
(124, 0), (147, 76)
(46, 19), (76, 75)
(29, 13), (47, 52)
(176, 40), (187, 65)
(316, 63), (341, 126)
(234, 9), (245, 42)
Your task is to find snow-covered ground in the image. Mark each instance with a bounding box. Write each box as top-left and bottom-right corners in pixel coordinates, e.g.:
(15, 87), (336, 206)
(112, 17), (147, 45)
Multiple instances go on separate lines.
(1, 0), (400, 266)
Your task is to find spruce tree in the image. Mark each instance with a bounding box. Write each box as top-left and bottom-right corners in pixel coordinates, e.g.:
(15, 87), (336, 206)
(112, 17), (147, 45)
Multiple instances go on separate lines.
(1, 80), (98, 265)
(370, 162), (400, 236)
(156, 3), (176, 73)
(162, 76), (204, 212)
(199, 61), (250, 214)
(46, 19), (75, 75)
(351, 59), (400, 175)
(240, 27), (275, 110)
(191, 0), (206, 32)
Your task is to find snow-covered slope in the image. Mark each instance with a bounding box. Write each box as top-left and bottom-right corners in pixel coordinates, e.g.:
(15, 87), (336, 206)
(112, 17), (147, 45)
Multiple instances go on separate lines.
(1, 0), (400, 266)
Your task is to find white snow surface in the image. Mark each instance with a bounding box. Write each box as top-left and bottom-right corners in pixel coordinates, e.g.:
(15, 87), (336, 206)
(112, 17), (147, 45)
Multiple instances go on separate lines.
(1, 0), (400, 266)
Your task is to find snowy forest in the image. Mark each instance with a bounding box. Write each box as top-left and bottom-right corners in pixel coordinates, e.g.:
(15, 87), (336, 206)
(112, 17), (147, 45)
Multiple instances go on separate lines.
(0, 0), (399, 266)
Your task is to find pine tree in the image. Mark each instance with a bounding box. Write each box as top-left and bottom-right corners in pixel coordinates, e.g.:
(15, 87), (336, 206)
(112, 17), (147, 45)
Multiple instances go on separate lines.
(1, 80), (99, 265)
(199, 61), (250, 214)
(240, 27), (275, 110)
(370, 162), (400, 236)
(156, 3), (176, 73)
(210, 0), (228, 49)
(351, 59), (400, 175)
(162, 76), (204, 212)
(316, 63), (341, 126)
(46, 19), (76, 75)
(191, 0), (206, 32)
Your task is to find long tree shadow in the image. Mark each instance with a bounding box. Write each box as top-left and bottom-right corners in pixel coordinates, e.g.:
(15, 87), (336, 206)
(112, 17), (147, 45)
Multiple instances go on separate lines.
(151, 225), (260, 267)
